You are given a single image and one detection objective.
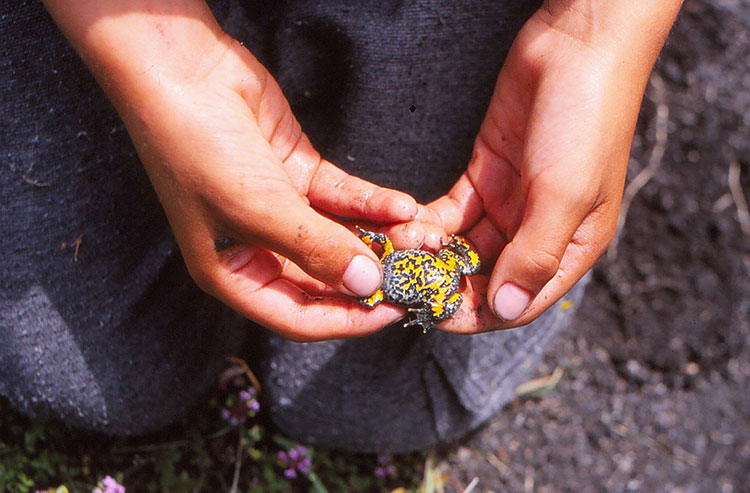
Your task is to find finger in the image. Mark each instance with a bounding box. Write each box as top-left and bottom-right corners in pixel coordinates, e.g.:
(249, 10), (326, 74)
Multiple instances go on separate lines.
(338, 220), (426, 251)
(308, 160), (417, 223)
(487, 168), (596, 322)
(250, 195), (387, 297)
(187, 128), (390, 298)
(211, 171), (387, 298)
(502, 199), (618, 327)
(412, 205), (450, 250)
(465, 216), (509, 270)
(211, 246), (405, 341)
(315, 205), (427, 252)
(269, 252), (339, 297)
(426, 173), (484, 233)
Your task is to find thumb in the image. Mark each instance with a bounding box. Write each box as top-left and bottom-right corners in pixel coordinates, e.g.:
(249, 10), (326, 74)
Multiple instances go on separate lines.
(487, 171), (593, 322)
(231, 188), (384, 298)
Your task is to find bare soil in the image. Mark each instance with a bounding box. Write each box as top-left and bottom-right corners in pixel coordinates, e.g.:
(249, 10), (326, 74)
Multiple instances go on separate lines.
(441, 1), (750, 491)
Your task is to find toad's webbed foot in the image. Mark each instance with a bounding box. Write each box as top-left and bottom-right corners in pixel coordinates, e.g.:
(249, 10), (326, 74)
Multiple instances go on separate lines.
(404, 314), (437, 334)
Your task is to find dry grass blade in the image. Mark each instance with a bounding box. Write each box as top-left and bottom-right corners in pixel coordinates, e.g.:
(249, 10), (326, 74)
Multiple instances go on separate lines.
(229, 423), (244, 493)
(226, 356), (262, 393)
(515, 366), (565, 397)
(728, 160), (750, 235)
(462, 477), (479, 493)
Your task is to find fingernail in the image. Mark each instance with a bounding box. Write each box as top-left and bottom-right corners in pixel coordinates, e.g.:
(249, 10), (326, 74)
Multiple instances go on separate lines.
(343, 255), (382, 296)
(493, 283), (531, 321)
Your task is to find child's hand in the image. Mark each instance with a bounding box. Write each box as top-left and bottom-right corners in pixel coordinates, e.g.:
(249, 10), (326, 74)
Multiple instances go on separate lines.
(44, 0), (418, 341)
(416, 0), (683, 333)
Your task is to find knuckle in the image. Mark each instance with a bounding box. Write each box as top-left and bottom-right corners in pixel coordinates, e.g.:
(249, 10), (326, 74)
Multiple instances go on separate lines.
(271, 109), (304, 161)
(519, 247), (561, 285)
(554, 180), (590, 207)
(535, 168), (596, 209)
(295, 232), (343, 277)
(578, 199), (619, 255)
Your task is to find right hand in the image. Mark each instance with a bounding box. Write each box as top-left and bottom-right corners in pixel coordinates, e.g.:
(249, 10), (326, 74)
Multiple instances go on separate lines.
(44, 1), (420, 341)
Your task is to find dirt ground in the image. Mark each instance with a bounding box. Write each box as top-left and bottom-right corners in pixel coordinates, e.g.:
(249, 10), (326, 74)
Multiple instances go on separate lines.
(441, 1), (750, 491)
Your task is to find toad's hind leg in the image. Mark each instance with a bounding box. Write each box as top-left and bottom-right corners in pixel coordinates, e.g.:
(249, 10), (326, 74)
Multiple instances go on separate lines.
(355, 226), (394, 258)
(405, 292), (463, 333)
(441, 292), (463, 320)
(359, 288), (385, 308)
(404, 311), (436, 333)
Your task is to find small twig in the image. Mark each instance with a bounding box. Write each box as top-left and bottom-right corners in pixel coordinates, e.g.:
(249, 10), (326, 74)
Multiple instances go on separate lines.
(22, 161), (52, 187)
(712, 192), (733, 213)
(515, 366), (565, 397)
(608, 74), (669, 260)
(640, 434), (700, 468)
(486, 452), (523, 489)
(728, 161), (750, 235)
(486, 452), (512, 476)
(60, 235), (83, 261)
(226, 356), (262, 393)
(524, 466), (534, 493)
(230, 423), (244, 493)
(462, 477), (479, 493)
(72, 235), (82, 261)
(22, 175), (52, 187)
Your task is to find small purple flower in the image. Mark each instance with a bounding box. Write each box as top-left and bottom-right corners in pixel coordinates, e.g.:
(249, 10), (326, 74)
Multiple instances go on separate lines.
(297, 456), (312, 476)
(222, 386), (260, 425)
(375, 455), (397, 479)
(288, 447), (300, 461)
(278, 445), (312, 478)
(375, 464), (396, 478)
(93, 476), (126, 493)
(221, 407), (241, 426)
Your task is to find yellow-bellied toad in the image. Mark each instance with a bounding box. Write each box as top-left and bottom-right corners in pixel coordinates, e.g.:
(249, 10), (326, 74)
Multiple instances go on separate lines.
(356, 226), (480, 332)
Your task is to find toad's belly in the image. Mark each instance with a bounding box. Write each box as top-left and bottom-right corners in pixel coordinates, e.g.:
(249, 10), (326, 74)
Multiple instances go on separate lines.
(381, 251), (454, 306)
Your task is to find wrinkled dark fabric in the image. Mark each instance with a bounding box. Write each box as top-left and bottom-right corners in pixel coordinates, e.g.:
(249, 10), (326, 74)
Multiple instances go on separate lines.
(0, 2), (248, 435)
(0, 0), (588, 452)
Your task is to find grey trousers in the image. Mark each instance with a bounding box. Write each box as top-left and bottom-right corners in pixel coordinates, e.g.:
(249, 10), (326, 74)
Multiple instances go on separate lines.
(0, 0), (587, 453)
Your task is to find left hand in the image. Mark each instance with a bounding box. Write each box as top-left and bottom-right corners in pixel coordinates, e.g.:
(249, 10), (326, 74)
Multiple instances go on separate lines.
(414, 0), (683, 333)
